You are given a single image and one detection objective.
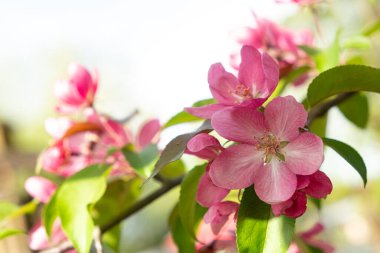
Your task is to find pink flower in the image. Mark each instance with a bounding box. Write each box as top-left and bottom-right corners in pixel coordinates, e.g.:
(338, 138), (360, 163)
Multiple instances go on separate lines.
(186, 133), (229, 207)
(134, 119), (161, 151)
(55, 63), (98, 113)
(232, 17), (314, 85)
(276, 0), (317, 5)
(272, 171), (333, 218)
(287, 223), (334, 253)
(29, 220), (71, 251)
(185, 46), (279, 119)
(209, 96), (324, 204)
(25, 176), (57, 203)
(203, 201), (239, 235)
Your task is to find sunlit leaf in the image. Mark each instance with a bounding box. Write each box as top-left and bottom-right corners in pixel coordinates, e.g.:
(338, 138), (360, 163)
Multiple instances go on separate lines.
(169, 204), (196, 253)
(0, 229), (24, 240)
(323, 138), (367, 186)
(237, 188), (295, 253)
(159, 159), (186, 179)
(342, 36), (371, 50)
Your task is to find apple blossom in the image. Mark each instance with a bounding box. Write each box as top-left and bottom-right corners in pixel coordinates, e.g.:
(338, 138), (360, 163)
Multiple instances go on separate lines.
(55, 63), (98, 113)
(210, 96), (324, 204)
(24, 176), (57, 203)
(185, 46), (279, 119)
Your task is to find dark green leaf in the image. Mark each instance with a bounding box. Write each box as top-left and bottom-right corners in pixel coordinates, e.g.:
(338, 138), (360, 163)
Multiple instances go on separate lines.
(307, 65), (380, 107)
(163, 98), (216, 129)
(0, 229), (24, 240)
(122, 144), (159, 170)
(147, 120), (213, 182)
(338, 93), (369, 128)
(46, 164), (111, 253)
(237, 188), (295, 253)
(309, 113), (328, 138)
(323, 138), (367, 186)
(179, 164), (207, 239)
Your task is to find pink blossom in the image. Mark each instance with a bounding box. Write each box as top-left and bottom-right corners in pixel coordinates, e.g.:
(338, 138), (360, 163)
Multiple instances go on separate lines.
(272, 170), (333, 218)
(186, 133), (229, 207)
(25, 176), (57, 203)
(210, 96), (324, 204)
(135, 119), (161, 151)
(185, 46), (279, 119)
(203, 201), (239, 235)
(287, 223), (334, 253)
(231, 17), (314, 85)
(276, 0), (317, 5)
(55, 63), (98, 113)
(29, 220), (72, 251)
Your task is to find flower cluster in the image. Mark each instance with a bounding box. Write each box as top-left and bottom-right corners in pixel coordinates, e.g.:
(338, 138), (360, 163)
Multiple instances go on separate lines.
(25, 64), (160, 251)
(185, 44), (332, 251)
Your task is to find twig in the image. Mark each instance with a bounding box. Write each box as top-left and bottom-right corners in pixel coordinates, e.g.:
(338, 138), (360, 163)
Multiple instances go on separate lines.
(306, 92), (355, 126)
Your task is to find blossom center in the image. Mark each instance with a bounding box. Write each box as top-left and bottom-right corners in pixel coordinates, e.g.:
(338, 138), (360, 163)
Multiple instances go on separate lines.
(231, 84), (253, 103)
(255, 133), (287, 164)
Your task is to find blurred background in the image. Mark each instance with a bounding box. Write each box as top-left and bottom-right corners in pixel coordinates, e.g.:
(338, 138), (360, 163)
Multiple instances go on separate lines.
(1, 0), (380, 252)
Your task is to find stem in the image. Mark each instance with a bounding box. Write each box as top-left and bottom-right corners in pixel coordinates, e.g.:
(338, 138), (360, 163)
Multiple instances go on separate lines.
(306, 92), (355, 126)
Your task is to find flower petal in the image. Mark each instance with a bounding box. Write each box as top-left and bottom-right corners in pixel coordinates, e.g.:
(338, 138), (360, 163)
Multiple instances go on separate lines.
(264, 96), (307, 141)
(209, 144), (263, 189)
(25, 177), (57, 203)
(211, 106), (268, 145)
(185, 103), (228, 119)
(136, 119), (161, 150)
(305, 171), (333, 198)
(238, 46), (279, 98)
(186, 133), (223, 161)
(253, 160), (297, 204)
(204, 201), (239, 235)
(283, 132), (323, 175)
(208, 63), (240, 104)
(197, 172), (229, 207)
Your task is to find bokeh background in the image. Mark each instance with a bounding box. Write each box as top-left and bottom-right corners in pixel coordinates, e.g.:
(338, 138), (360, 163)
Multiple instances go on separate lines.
(1, 0), (380, 252)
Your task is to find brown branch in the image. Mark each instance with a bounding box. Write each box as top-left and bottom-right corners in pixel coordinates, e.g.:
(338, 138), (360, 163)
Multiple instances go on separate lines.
(306, 92), (356, 126)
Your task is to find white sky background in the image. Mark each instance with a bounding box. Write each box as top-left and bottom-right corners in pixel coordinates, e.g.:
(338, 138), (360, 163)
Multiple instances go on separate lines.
(0, 0), (378, 184)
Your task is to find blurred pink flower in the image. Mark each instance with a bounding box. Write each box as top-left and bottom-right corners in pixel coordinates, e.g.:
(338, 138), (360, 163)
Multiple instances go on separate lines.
(203, 201), (239, 235)
(276, 0), (317, 5)
(210, 96), (323, 204)
(287, 223), (334, 253)
(272, 170), (333, 218)
(231, 17), (314, 85)
(185, 46), (279, 119)
(186, 133), (229, 207)
(55, 63), (98, 113)
(25, 176), (57, 203)
(134, 119), (161, 151)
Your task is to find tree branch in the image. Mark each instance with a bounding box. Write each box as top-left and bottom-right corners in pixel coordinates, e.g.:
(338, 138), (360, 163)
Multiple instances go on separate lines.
(306, 92), (355, 126)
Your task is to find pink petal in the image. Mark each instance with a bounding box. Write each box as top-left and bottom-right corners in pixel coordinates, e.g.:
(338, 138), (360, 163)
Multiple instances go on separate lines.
(41, 145), (66, 173)
(136, 119), (161, 150)
(283, 132), (323, 175)
(25, 177), (57, 203)
(185, 103), (228, 119)
(29, 220), (66, 251)
(204, 201), (239, 235)
(211, 106), (268, 145)
(238, 46), (279, 98)
(300, 223), (324, 239)
(253, 160), (297, 204)
(305, 171), (333, 198)
(264, 96), (307, 141)
(68, 63), (94, 99)
(208, 63), (241, 105)
(209, 144), (263, 189)
(197, 172), (229, 207)
(186, 133), (223, 161)
(281, 191), (307, 218)
(45, 118), (73, 140)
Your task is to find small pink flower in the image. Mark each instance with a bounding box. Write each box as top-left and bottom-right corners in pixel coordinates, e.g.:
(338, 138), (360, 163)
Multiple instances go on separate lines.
(276, 0), (317, 5)
(185, 46), (279, 119)
(135, 119), (161, 151)
(272, 170), (333, 218)
(210, 96), (324, 204)
(203, 201), (239, 235)
(231, 17), (314, 85)
(186, 133), (229, 207)
(287, 223), (334, 253)
(25, 176), (57, 203)
(29, 220), (70, 251)
(55, 63), (98, 113)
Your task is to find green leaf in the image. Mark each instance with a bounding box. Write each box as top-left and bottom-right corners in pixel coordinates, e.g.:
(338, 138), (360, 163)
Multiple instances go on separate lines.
(163, 98), (216, 129)
(159, 159), (186, 179)
(342, 36), (371, 50)
(307, 65), (380, 107)
(338, 93), (369, 128)
(169, 204), (196, 253)
(122, 144), (159, 170)
(362, 20), (380, 36)
(237, 188), (295, 253)
(147, 120), (213, 182)
(179, 164), (207, 239)
(45, 164), (111, 253)
(0, 229), (24, 240)
(315, 31), (340, 72)
(0, 201), (38, 228)
(323, 138), (367, 186)
(298, 45), (321, 57)
(0, 202), (18, 222)
(308, 113), (328, 138)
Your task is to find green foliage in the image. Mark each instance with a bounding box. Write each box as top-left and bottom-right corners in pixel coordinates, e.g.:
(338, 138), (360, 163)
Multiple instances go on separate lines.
(0, 229), (24, 240)
(178, 164), (207, 240)
(122, 144), (159, 177)
(169, 204), (196, 253)
(342, 36), (371, 50)
(43, 164), (111, 253)
(307, 65), (380, 107)
(159, 159), (186, 179)
(323, 138), (367, 186)
(0, 202), (18, 222)
(315, 31), (340, 72)
(237, 188), (295, 253)
(147, 120), (213, 182)
(163, 98), (215, 129)
(309, 113), (328, 138)
(338, 93), (369, 128)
